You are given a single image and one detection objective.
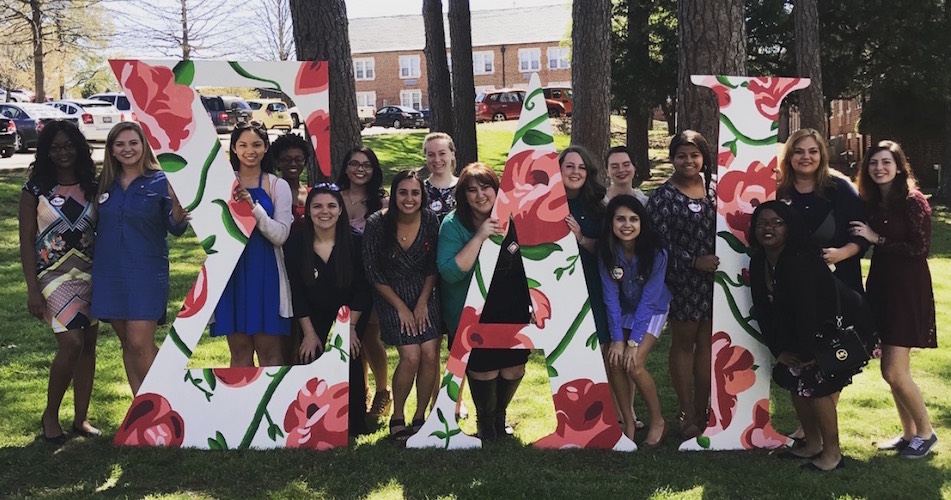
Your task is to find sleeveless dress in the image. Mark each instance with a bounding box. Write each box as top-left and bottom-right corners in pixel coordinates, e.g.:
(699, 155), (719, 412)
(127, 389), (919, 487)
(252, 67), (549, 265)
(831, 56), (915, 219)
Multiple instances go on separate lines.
(25, 181), (97, 332)
(211, 172), (290, 336)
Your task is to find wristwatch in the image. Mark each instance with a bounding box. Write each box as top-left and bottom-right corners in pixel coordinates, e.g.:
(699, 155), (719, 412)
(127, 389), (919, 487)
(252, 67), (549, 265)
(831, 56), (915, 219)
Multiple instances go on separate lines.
(626, 339), (639, 348)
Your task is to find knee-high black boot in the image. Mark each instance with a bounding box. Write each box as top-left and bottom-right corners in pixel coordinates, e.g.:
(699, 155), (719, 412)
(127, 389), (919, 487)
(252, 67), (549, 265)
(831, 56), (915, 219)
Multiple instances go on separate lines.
(495, 375), (523, 437)
(467, 374), (498, 442)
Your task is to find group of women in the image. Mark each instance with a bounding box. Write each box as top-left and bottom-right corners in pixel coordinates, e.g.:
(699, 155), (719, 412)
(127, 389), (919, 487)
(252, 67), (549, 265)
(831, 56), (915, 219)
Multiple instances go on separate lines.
(20, 119), (936, 466)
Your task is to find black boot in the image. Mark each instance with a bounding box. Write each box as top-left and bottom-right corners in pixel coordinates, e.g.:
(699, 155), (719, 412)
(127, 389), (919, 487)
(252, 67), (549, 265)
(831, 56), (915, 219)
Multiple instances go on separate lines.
(467, 375), (498, 442)
(495, 375), (523, 437)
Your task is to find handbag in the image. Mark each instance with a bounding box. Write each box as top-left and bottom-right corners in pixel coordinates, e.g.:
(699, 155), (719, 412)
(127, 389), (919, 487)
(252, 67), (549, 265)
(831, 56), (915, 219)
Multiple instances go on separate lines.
(812, 274), (875, 379)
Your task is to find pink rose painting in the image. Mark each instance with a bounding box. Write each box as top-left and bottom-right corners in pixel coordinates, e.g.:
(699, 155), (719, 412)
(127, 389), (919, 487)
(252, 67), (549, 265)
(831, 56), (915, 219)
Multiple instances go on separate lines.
(284, 378), (349, 450)
(535, 379), (621, 449)
(110, 59), (196, 152)
(717, 158), (777, 246)
(493, 150), (569, 246)
(114, 393), (185, 447)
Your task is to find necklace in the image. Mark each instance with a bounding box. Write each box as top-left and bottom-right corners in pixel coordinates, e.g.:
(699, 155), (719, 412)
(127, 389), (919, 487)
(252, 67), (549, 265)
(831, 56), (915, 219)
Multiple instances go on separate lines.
(344, 191), (366, 206)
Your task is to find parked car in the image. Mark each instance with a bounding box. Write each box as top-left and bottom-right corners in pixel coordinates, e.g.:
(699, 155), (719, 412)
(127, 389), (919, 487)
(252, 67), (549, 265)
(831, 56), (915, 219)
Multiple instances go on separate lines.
(0, 89), (31, 102)
(373, 105), (425, 129)
(200, 95), (253, 133)
(246, 99), (293, 131)
(543, 86), (573, 117)
(0, 116), (16, 157)
(0, 102), (76, 152)
(88, 92), (137, 122)
(46, 99), (122, 142)
(357, 105), (376, 129)
(475, 89), (525, 122)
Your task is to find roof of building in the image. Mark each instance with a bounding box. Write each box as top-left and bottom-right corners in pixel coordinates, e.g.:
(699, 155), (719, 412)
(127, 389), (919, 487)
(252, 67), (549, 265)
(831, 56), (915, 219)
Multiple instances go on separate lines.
(348, 4), (571, 54)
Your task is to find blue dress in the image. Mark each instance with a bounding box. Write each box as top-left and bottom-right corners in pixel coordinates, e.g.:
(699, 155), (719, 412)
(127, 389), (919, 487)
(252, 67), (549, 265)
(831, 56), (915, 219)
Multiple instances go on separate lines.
(91, 170), (187, 321)
(211, 173), (290, 336)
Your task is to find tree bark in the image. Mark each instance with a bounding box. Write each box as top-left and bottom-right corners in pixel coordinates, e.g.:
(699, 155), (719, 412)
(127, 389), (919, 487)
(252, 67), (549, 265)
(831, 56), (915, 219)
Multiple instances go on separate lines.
(793, 0), (825, 136)
(423, 0), (453, 133)
(571, 0), (613, 170)
(30, 0), (45, 102)
(448, 0), (477, 170)
(625, 0), (651, 181)
(676, 0), (746, 147)
(290, 0), (362, 182)
(180, 0), (191, 60)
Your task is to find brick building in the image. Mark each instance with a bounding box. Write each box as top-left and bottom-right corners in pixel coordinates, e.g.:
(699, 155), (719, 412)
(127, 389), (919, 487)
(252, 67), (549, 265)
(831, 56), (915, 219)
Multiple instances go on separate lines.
(827, 97), (945, 187)
(347, 4), (572, 111)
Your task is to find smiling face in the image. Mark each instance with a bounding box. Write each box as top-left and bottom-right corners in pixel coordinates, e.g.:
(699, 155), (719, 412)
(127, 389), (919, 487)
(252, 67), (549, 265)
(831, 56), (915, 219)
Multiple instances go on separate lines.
(278, 147), (306, 181)
(611, 205), (641, 243)
(607, 151), (635, 186)
(49, 131), (76, 171)
(672, 144), (703, 179)
(232, 129), (267, 170)
(464, 178), (497, 218)
(346, 152), (373, 186)
(866, 149), (898, 187)
(754, 208), (787, 251)
(111, 129), (144, 168)
(309, 192), (342, 231)
(425, 138), (454, 175)
(790, 136), (821, 179)
(394, 177), (423, 216)
(560, 151), (587, 196)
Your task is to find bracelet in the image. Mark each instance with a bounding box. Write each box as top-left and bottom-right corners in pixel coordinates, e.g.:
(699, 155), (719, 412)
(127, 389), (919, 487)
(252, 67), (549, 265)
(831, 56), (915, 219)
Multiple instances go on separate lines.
(877, 235), (886, 246)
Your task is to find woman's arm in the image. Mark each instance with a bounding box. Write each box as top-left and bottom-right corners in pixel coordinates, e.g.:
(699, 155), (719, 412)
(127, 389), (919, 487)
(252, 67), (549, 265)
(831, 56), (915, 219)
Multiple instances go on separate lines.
(630, 250), (671, 339)
(253, 175), (293, 246)
(412, 274), (438, 332)
(18, 190), (44, 319)
(876, 191), (931, 258)
(165, 181), (190, 236)
(297, 315), (325, 364)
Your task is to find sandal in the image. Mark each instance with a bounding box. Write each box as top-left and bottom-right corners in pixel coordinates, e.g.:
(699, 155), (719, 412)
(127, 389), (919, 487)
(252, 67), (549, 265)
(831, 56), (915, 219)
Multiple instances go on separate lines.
(677, 412), (700, 439)
(389, 418), (413, 441)
(411, 418), (425, 434)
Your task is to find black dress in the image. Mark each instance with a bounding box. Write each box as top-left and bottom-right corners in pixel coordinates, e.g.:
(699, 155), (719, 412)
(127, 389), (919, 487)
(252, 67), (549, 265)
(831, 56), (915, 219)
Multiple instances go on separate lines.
(284, 229), (373, 434)
(750, 248), (871, 398)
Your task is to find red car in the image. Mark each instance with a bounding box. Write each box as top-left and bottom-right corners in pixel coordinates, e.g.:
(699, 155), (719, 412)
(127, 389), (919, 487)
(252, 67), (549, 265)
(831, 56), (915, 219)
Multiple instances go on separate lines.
(475, 87), (574, 122)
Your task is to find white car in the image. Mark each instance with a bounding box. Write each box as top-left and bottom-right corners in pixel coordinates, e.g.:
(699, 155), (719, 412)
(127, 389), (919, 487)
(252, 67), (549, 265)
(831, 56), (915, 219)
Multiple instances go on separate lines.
(0, 89), (31, 102)
(88, 92), (137, 122)
(47, 99), (122, 142)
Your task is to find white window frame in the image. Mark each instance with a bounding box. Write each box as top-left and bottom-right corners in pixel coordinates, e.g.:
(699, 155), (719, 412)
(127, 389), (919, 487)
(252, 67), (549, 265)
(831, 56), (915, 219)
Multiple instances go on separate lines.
(446, 52), (452, 72)
(547, 47), (570, 70)
(518, 48), (541, 72)
(472, 51), (494, 75)
(356, 91), (376, 108)
(353, 58), (375, 81)
(399, 55), (421, 79)
(400, 89), (422, 110)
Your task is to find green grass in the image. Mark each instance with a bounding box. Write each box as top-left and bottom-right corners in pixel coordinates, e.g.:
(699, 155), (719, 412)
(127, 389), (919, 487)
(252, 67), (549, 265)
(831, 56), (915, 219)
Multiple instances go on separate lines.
(1, 124), (950, 498)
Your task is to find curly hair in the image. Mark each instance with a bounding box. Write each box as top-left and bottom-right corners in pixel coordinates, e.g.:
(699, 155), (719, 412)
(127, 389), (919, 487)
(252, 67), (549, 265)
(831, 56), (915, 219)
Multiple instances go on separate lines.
(29, 120), (97, 201)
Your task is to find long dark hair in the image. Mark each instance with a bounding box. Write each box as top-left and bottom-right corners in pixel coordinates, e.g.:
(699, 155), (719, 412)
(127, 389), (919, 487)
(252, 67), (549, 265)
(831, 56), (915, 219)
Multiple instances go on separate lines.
(29, 120), (96, 201)
(669, 130), (713, 195)
(747, 200), (809, 255)
(558, 145), (606, 218)
(599, 195), (662, 281)
(335, 146), (387, 214)
(300, 185), (352, 289)
(229, 123), (274, 173)
(381, 169), (427, 259)
(454, 162), (500, 232)
(857, 140), (917, 210)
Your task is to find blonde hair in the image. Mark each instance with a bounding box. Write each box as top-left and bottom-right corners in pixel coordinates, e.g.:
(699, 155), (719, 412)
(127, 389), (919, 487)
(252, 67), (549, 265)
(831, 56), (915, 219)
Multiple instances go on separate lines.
(99, 122), (161, 197)
(777, 128), (833, 199)
(423, 131), (457, 174)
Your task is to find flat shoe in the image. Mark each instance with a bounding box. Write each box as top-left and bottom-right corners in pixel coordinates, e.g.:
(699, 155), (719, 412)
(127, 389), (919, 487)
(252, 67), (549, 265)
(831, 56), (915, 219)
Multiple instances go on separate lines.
(643, 421), (669, 448)
(877, 436), (911, 451)
(411, 418), (425, 433)
(776, 450), (822, 460)
(40, 419), (68, 445)
(72, 424), (102, 437)
(801, 458), (846, 471)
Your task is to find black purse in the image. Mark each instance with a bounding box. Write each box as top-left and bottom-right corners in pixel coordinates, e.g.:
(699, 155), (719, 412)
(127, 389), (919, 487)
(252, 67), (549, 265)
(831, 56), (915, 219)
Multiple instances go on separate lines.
(812, 275), (875, 379)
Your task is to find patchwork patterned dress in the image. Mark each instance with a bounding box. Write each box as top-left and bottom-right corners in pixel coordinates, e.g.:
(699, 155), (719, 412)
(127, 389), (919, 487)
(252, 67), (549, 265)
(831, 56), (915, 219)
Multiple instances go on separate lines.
(25, 181), (97, 332)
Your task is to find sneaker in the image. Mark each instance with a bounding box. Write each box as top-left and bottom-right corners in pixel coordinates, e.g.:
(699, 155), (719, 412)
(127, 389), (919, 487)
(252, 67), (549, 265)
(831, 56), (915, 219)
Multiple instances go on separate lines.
(877, 436), (911, 451)
(369, 389), (392, 418)
(900, 434), (938, 459)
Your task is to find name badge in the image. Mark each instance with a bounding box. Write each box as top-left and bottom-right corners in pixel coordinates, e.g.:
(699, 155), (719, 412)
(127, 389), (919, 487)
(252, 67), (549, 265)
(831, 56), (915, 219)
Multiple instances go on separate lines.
(688, 202), (702, 213)
(98, 192), (110, 204)
(611, 266), (624, 281)
(430, 200), (443, 212)
(49, 195), (65, 207)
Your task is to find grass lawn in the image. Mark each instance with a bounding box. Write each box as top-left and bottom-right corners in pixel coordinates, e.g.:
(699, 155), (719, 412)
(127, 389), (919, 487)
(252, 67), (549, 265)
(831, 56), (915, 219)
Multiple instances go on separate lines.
(0, 122), (949, 498)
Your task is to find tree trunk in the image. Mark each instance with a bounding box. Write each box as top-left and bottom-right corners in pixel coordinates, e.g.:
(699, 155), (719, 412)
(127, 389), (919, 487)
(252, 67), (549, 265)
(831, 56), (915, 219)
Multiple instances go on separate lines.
(626, 0), (651, 182)
(448, 0), (477, 171)
(180, 0), (191, 60)
(661, 99), (675, 134)
(793, 0), (824, 136)
(571, 0), (613, 170)
(30, 0), (44, 102)
(676, 0), (746, 146)
(423, 0), (453, 133)
(290, 0), (362, 182)
(778, 101), (791, 143)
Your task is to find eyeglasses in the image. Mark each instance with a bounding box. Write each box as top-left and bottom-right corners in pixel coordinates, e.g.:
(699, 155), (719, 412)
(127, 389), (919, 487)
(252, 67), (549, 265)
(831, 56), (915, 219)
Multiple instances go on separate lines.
(313, 182), (340, 192)
(755, 218), (786, 229)
(347, 160), (373, 171)
(49, 143), (75, 154)
(279, 156), (306, 166)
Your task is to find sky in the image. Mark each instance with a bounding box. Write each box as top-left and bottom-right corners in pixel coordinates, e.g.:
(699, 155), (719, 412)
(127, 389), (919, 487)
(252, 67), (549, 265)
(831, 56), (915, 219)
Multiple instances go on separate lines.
(345, 0), (569, 18)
